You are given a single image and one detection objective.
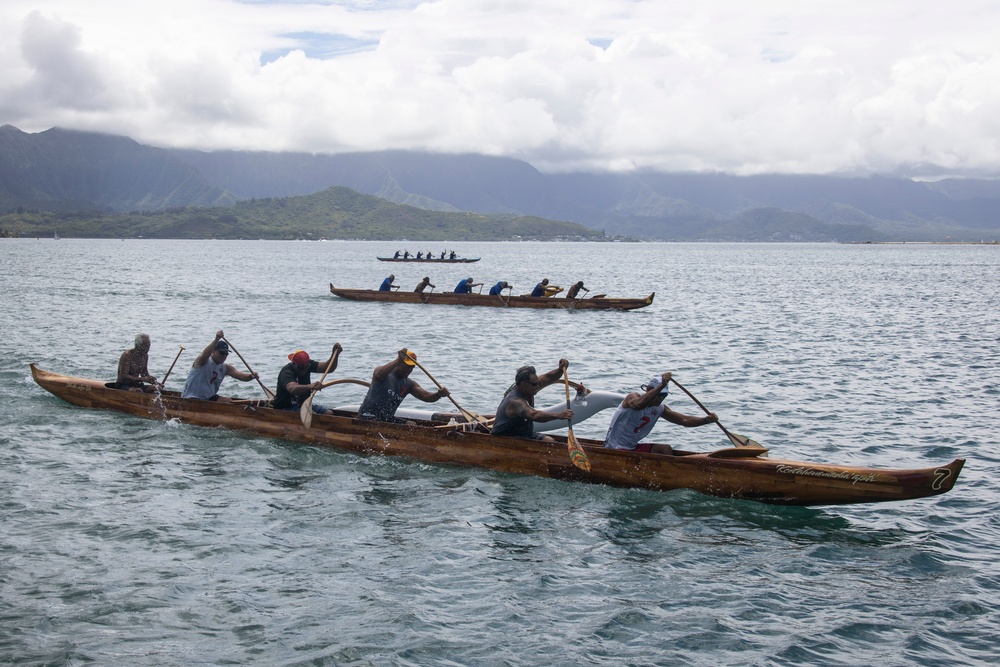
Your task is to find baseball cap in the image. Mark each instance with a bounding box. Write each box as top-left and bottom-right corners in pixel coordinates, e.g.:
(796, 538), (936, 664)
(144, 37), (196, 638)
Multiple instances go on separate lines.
(288, 350), (311, 366)
(403, 350), (417, 366)
(642, 376), (669, 395)
(214, 340), (230, 353)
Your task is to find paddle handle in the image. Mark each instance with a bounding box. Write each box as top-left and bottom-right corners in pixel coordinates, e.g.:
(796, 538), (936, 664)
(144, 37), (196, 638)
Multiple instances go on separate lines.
(411, 358), (464, 415)
(563, 368), (572, 410)
(300, 347), (341, 426)
(307, 347), (340, 399)
(223, 337), (275, 400)
(316, 348), (340, 387)
(669, 377), (745, 446)
(160, 345), (185, 387)
(410, 356), (484, 424)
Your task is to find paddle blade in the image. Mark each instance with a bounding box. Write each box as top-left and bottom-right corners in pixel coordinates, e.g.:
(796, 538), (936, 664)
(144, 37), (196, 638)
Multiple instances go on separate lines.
(300, 396), (314, 428)
(727, 431), (764, 449)
(727, 431), (767, 456)
(567, 431), (591, 472)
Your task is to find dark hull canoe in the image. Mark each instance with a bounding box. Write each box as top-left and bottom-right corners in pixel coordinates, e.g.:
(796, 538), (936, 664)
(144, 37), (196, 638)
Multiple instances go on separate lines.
(330, 284), (655, 311)
(377, 257), (480, 263)
(31, 365), (964, 506)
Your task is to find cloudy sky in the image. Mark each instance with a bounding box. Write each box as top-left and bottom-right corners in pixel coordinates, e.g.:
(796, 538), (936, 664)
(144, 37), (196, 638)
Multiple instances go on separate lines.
(1, 0), (998, 177)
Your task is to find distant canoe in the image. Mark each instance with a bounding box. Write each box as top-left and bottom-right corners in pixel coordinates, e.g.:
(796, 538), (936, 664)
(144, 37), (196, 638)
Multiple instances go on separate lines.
(330, 284), (654, 310)
(378, 256), (480, 263)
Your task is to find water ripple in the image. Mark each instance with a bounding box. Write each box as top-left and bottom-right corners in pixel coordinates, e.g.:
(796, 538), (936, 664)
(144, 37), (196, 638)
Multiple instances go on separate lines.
(2, 240), (998, 665)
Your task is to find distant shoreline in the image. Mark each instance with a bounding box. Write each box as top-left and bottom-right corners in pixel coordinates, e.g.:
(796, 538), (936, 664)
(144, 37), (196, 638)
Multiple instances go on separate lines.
(844, 240), (999, 245)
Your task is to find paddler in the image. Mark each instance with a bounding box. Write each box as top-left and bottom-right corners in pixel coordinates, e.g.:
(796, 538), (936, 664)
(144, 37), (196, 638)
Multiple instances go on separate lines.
(180, 330), (259, 402)
(490, 360), (574, 442)
(115, 333), (159, 393)
(453, 277), (482, 294)
(603, 372), (718, 454)
(530, 278), (550, 297)
(565, 281), (588, 299)
(273, 345), (342, 415)
(488, 280), (511, 296)
(414, 277), (435, 293)
(357, 348), (449, 423)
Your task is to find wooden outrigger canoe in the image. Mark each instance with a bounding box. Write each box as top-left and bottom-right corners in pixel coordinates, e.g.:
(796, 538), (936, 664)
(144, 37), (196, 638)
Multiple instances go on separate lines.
(377, 256), (480, 263)
(31, 365), (964, 506)
(330, 284), (655, 311)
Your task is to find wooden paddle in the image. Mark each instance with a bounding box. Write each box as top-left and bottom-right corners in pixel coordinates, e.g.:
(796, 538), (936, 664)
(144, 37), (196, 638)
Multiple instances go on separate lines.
(222, 337), (276, 400)
(564, 369), (591, 472)
(434, 416), (496, 430)
(160, 345), (185, 387)
(408, 353), (489, 426)
(497, 285), (513, 307)
(669, 377), (764, 449)
(300, 347), (341, 428)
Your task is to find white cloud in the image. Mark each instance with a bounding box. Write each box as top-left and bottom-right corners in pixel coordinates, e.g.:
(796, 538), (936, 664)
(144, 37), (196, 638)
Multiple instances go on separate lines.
(1, 0), (999, 177)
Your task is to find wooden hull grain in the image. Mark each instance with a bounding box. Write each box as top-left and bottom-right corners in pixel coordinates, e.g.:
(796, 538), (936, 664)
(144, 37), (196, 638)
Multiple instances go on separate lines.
(330, 284), (655, 311)
(30, 365), (964, 506)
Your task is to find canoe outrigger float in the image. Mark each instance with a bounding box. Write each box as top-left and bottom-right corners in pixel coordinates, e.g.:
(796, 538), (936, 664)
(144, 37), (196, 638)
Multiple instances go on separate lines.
(30, 365), (964, 506)
(330, 284), (655, 311)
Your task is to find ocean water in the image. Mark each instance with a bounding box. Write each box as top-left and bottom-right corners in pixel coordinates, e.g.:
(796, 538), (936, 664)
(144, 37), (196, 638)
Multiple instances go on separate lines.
(1, 239), (998, 666)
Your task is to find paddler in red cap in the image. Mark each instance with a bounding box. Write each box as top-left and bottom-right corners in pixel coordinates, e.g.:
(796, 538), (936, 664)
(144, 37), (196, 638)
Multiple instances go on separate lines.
(272, 343), (342, 414)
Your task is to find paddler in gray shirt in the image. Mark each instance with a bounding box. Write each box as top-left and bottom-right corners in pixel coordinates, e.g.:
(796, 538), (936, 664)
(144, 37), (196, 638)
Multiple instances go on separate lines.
(181, 330), (258, 402)
(357, 348), (449, 423)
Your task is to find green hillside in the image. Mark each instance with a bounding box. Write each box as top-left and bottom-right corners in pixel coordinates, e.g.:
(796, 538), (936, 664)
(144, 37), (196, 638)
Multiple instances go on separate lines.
(0, 186), (603, 240)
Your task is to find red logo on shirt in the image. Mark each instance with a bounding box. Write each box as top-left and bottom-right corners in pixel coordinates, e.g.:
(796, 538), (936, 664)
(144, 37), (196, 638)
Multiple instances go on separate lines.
(633, 416), (650, 434)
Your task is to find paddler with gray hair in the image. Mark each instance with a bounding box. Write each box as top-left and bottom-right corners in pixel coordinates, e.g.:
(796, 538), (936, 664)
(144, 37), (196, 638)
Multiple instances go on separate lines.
(603, 372), (718, 454)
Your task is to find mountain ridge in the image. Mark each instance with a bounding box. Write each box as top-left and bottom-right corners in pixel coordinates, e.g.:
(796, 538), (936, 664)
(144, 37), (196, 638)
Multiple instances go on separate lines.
(2, 125), (999, 241)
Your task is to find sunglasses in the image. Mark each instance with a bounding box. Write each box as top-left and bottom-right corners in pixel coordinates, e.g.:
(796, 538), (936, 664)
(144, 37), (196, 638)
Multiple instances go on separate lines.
(216, 350), (229, 357)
